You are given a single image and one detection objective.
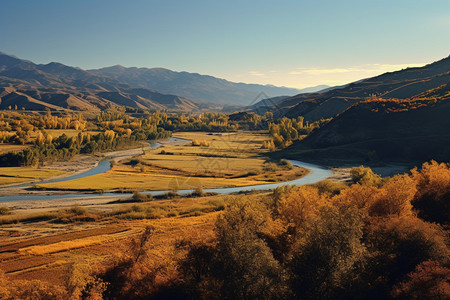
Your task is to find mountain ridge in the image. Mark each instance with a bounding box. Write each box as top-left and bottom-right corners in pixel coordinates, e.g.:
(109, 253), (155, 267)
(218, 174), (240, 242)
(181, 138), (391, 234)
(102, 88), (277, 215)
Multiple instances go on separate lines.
(89, 65), (301, 105)
(259, 55), (450, 121)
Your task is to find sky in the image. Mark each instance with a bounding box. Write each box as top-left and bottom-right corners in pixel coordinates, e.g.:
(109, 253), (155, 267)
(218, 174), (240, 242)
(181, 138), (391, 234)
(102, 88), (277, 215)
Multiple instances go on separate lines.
(1, 0), (449, 89)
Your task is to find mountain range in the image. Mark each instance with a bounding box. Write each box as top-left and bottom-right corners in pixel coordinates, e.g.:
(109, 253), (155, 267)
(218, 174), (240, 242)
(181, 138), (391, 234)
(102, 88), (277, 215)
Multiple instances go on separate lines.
(0, 52), (303, 112)
(89, 65), (304, 105)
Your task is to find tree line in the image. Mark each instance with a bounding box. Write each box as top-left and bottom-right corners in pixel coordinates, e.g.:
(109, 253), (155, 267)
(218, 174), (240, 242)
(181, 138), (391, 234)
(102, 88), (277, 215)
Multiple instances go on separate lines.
(0, 108), (328, 166)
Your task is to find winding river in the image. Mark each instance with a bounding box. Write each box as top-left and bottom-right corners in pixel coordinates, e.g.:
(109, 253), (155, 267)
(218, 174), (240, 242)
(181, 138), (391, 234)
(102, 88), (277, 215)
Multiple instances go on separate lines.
(0, 138), (332, 202)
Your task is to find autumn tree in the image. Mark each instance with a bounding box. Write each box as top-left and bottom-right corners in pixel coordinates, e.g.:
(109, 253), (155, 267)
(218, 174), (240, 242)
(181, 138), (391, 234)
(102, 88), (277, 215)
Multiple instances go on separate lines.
(411, 161), (450, 225)
(288, 205), (367, 299)
(392, 260), (450, 299)
(213, 198), (289, 299)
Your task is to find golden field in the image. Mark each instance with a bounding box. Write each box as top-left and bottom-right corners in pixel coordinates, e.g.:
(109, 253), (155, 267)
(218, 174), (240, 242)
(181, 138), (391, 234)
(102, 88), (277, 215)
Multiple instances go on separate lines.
(0, 167), (67, 186)
(35, 131), (307, 192)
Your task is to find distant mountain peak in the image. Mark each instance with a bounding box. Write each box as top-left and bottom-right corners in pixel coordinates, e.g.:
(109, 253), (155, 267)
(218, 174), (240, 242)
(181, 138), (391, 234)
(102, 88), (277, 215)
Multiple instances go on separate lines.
(110, 64), (127, 69)
(89, 65), (301, 104)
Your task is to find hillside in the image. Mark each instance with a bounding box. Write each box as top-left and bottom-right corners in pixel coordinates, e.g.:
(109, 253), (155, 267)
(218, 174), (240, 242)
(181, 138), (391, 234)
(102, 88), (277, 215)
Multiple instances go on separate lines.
(277, 97), (450, 164)
(89, 65), (301, 105)
(0, 52), (199, 112)
(261, 55), (450, 121)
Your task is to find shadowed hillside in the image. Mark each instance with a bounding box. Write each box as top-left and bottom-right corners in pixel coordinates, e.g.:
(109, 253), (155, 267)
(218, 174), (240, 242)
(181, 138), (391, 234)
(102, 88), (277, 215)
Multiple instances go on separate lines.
(277, 97), (450, 164)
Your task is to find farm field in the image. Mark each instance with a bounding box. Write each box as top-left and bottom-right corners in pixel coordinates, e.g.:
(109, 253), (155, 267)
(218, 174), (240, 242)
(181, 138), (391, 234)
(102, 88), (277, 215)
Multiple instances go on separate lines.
(0, 167), (67, 186)
(0, 192), (240, 285)
(34, 131), (308, 192)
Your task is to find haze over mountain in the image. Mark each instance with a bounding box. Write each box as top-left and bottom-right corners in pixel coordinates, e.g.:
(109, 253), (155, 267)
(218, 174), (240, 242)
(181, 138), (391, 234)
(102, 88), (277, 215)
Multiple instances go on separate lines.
(258, 55), (450, 121)
(89, 65), (301, 105)
(0, 51), (303, 112)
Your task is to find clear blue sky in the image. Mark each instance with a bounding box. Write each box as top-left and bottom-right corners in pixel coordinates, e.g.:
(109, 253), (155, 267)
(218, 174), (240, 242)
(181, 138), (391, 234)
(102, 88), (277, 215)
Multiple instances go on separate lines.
(1, 0), (449, 88)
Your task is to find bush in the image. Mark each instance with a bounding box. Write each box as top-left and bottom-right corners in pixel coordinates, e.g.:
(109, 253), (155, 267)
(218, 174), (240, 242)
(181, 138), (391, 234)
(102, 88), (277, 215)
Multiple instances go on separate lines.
(392, 260), (450, 299)
(191, 187), (205, 197)
(55, 206), (100, 223)
(279, 159), (294, 170)
(311, 180), (348, 195)
(165, 191), (180, 198)
(365, 216), (449, 292)
(0, 207), (10, 215)
(128, 158), (142, 167)
(191, 139), (210, 147)
(207, 199), (226, 211)
(263, 162), (278, 172)
(350, 165), (382, 186)
(132, 191), (153, 202)
(411, 161), (450, 225)
(113, 204), (167, 219)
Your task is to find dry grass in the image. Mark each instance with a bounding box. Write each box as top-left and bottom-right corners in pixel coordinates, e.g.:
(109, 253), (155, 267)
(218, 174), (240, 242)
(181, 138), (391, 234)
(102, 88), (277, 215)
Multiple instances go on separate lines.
(0, 167), (67, 186)
(34, 170), (274, 191)
(0, 206), (99, 225)
(0, 212), (58, 225)
(0, 206), (220, 285)
(112, 193), (229, 219)
(18, 229), (138, 255)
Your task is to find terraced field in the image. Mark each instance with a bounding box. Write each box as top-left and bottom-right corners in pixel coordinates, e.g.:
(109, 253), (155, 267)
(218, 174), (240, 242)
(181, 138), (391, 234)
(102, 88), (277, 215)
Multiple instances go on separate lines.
(0, 212), (218, 284)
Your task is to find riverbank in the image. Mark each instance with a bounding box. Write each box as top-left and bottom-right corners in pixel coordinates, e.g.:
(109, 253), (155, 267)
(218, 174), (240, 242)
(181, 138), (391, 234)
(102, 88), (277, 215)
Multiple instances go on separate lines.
(0, 140), (156, 197)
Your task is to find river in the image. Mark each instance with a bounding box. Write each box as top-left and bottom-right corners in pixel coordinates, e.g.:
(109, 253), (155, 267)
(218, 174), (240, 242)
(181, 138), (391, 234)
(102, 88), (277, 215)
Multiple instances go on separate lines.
(0, 138), (332, 202)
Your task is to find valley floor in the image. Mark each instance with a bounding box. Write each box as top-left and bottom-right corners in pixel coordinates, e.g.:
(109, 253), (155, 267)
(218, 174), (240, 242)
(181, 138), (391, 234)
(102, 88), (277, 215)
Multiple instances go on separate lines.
(1, 131), (308, 196)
